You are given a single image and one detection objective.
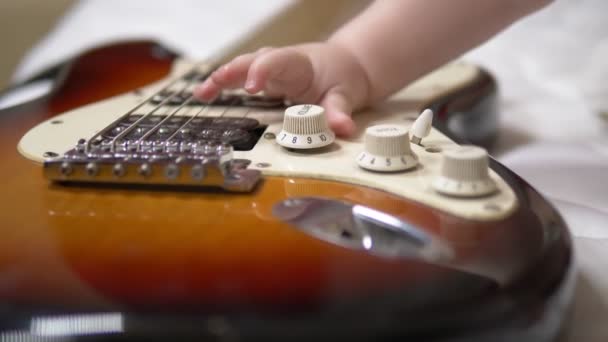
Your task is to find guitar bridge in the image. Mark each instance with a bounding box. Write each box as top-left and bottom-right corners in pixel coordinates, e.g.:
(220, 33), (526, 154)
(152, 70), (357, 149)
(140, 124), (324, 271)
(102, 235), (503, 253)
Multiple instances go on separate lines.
(44, 144), (261, 192)
(42, 113), (269, 192)
(40, 66), (285, 192)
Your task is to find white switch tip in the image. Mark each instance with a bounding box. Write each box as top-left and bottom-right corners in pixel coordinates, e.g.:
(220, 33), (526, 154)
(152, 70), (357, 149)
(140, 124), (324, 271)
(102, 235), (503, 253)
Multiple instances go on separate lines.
(411, 108), (433, 145)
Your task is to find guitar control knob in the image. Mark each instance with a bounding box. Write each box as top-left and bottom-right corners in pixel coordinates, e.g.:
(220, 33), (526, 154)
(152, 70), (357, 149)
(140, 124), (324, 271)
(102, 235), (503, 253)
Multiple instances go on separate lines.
(433, 145), (497, 197)
(276, 104), (335, 149)
(357, 125), (418, 172)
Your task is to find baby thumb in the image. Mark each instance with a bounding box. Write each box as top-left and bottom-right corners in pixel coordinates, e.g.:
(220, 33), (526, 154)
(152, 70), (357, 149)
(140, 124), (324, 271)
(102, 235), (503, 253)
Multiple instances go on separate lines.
(320, 89), (356, 137)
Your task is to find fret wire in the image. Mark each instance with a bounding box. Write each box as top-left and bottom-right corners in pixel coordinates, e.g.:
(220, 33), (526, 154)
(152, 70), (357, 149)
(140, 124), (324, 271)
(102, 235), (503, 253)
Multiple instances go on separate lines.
(86, 61), (208, 152)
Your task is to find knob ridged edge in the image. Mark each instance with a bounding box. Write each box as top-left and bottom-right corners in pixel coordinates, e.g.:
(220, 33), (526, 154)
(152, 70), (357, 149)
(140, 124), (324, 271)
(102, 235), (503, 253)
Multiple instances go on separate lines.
(433, 145), (497, 197)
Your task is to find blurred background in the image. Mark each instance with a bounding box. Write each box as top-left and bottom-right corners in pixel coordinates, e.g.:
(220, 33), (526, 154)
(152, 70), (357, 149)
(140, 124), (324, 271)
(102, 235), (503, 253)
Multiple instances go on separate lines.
(0, 0), (73, 88)
(0, 0), (370, 89)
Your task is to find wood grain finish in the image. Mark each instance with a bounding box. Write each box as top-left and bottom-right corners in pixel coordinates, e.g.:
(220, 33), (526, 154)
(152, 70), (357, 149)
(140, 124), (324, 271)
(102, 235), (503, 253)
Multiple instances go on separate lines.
(0, 41), (572, 340)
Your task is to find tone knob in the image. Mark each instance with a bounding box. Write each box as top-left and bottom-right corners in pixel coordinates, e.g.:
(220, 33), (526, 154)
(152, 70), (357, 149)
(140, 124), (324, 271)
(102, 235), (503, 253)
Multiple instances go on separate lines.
(433, 145), (497, 197)
(357, 124), (418, 172)
(276, 104), (335, 149)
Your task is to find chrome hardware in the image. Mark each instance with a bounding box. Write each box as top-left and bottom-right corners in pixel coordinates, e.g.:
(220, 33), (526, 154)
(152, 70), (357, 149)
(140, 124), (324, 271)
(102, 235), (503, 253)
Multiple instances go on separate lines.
(43, 85), (280, 192)
(138, 163), (152, 177)
(158, 126), (172, 136)
(85, 162), (99, 177)
(92, 115), (263, 153)
(44, 142), (260, 192)
(164, 164), (180, 180)
(191, 164), (206, 181)
(60, 162), (73, 176)
(112, 163), (126, 177)
(273, 197), (453, 261)
(165, 140), (179, 153)
(179, 128), (192, 138)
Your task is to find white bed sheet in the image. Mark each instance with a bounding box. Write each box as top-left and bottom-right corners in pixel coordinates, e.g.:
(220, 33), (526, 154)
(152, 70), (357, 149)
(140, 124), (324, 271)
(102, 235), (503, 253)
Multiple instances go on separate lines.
(463, 4), (608, 338)
(13, 0), (296, 82)
(12, 0), (608, 340)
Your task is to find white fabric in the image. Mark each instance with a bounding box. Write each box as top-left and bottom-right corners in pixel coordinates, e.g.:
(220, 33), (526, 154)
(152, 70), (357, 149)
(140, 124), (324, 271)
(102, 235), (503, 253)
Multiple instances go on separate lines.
(465, 0), (608, 149)
(13, 0), (295, 82)
(499, 143), (608, 218)
(12, 0), (608, 340)
(463, 3), (608, 339)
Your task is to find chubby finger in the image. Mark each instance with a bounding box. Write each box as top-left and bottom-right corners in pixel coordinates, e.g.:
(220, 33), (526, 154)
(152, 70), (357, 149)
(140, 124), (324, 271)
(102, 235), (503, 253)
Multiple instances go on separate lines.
(193, 78), (221, 101)
(320, 88), (356, 138)
(244, 49), (314, 100)
(193, 52), (257, 100)
(212, 50), (273, 88)
(193, 47), (275, 100)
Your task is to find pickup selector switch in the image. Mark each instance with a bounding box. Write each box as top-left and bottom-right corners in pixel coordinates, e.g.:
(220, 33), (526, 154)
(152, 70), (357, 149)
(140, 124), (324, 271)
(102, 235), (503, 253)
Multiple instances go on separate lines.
(433, 145), (497, 197)
(276, 104), (335, 149)
(357, 125), (418, 172)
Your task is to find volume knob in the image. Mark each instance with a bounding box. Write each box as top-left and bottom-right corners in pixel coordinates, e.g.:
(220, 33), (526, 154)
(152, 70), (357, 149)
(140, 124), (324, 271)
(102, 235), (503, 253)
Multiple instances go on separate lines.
(433, 145), (497, 197)
(357, 124), (418, 172)
(276, 104), (335, 149)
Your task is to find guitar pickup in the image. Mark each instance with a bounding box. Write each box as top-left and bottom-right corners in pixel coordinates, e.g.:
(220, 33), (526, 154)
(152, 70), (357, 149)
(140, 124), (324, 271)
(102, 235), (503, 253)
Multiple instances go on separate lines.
(150, 90), (285, 108)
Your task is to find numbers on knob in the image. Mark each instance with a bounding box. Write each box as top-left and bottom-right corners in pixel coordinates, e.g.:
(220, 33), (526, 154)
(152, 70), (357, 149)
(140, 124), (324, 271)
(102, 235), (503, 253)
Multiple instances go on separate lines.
(276, 104), (335, 149)
(432, 145), (498, 197)
(356, 124), (418, 172)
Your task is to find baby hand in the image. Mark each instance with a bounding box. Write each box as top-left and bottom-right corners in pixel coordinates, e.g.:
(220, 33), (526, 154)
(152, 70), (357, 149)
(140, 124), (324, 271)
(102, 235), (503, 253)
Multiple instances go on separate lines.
(193, 43), (370, 137)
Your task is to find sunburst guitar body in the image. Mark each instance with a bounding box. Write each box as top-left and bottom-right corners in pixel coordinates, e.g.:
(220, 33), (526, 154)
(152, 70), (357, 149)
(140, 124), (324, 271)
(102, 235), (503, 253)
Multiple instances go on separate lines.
(0, 41), (573, 341)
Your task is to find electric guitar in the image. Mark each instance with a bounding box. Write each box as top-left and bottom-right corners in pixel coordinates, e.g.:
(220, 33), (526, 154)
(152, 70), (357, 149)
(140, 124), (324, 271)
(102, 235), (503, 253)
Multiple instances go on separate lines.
(0, 41), (574, 341)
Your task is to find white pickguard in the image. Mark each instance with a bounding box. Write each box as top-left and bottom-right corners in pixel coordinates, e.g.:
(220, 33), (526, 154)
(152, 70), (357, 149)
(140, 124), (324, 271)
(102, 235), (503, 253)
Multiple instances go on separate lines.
(18, 60), (517, 221)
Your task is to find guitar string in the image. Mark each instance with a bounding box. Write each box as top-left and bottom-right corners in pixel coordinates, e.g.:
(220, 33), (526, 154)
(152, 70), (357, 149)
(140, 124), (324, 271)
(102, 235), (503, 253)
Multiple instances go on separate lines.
(117, 74), (246, 150)
(86, 61), (288, 153)
(86, 62), (206, 152)
(109, 77), (197, 152)
(162, 98), (213, 146)
(95, 61), (281, 154)
(132, 75), (206, 147)
(218, 96), (241, 118)
(95, 62), (241, 152)
(147, 88), (243, 149)
(242, 104), (253, 118)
